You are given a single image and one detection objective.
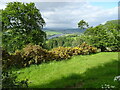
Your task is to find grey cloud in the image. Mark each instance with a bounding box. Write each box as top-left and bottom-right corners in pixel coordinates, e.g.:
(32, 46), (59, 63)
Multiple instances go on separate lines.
(35, 2), (69, 12)
(0, 1), (117, 28)
(38, 2), (117, 28)
(35, 2), (88, 28)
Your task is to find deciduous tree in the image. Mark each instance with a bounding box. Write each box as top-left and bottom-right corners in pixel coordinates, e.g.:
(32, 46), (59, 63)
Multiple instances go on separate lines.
(2, 2), (46, 52)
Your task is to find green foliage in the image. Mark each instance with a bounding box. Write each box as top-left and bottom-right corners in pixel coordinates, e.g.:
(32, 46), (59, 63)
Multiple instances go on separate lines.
(0, 10), (1, 28)
(72, 34), (85, 47)
(78, 20), (89, 30)
(2, 50), (12, 70)
(2, 71), (29, 88)
(0, 10), (2, 46)
(84, 21), (120, 51)
(2, 2), (45, 31)
(46, 36), (75, 50)
(105, 20), (120, 25)
(2, 29), (46, 52)
(2, 2), (46, 52)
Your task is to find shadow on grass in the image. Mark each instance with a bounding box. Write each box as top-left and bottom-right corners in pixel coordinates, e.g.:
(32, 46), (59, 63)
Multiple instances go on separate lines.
(30, 59), (119, 88)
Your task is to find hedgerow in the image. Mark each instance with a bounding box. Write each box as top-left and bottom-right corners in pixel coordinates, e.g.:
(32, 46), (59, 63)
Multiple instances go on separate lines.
(2, 43), (98, 69)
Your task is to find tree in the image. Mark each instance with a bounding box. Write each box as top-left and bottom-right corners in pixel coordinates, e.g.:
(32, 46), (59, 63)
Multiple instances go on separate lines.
(84, 21), (120, 51)
(2, 2), (46, 52)
(2, 2), (45, 32)
(78, 20), (89, 30)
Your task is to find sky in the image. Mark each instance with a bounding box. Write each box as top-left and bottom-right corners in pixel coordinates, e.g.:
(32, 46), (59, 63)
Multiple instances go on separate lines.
(0, 0), (119, 29)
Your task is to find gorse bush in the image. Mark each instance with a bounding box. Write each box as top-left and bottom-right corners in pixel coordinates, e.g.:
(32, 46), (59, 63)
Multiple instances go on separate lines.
(71, 43), (97, 55)
(78, 42), (97, 54)
(71, 47), (83, 55)
(50, 47), (72, 60)
(50, 43), (97, 60)
(2, 44), (58, 68)
(21, 44), (57, 67)
(2, 43), (98, 69)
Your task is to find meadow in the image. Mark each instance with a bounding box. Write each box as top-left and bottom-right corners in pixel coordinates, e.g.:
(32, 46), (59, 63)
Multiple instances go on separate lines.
(13, 52), (118, 88)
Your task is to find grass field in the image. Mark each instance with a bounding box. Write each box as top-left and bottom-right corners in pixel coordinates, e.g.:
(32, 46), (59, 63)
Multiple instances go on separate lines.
(14, 52), (118, 88)
(44, 30), (62, 36)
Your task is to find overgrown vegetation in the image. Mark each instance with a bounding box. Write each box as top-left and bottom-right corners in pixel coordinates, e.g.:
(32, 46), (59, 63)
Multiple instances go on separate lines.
(2, 50), (29, 89)
(45, 34), (81, 49)
(2, 2), (46, 88)
(84, 21), (120, 51)
(46, 20), (120, 52)
(2, 71), (29, 88)
(1, 2), (119, 89)
(2, 43), (98, 69)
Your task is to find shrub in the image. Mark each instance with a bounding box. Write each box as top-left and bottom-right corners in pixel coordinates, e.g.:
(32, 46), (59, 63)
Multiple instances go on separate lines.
(71, 47), (83, 55)
(78, 42), (97, 54)
(2, 44), (58, 68)
(2, 50), (12, 70)
(2, 43), (98, 68)
(70, 43), (97, 55)
(50, 43), (97, 60)
(2, 50), (29, 88)
(2, 49), (24, 69)
(50, 47), (72, 60)
(2, 71), (28, 88)
(19, 44), (57, 67)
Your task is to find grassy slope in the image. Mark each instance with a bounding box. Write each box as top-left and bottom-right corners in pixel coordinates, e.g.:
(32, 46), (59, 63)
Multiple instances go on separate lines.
(44, 30), (62, 36)
(15, 52), (118, 88)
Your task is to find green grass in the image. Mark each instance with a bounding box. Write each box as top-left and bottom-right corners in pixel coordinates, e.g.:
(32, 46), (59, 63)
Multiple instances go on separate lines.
(14, 52), (118, 88)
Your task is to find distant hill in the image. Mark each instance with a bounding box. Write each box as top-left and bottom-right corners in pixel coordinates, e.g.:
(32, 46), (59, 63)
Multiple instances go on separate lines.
(42, 28), (86, 34)
(43, 20), (120, 34)
(42, 20), (119, 39)
(42, 28), (85, 39)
